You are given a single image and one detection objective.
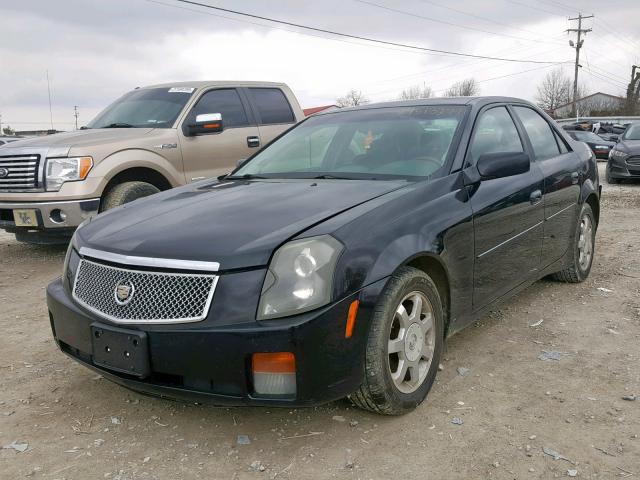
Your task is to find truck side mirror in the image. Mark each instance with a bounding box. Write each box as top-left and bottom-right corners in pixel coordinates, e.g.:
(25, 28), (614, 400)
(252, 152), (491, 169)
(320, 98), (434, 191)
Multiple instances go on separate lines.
(185, 113), (223, 136)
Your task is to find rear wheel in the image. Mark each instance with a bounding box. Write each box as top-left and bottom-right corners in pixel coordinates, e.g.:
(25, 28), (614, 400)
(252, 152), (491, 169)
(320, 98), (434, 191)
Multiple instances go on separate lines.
(350, 267), (444, 415)
(100, 181), (160, 212)
(551, 203), (596, 283)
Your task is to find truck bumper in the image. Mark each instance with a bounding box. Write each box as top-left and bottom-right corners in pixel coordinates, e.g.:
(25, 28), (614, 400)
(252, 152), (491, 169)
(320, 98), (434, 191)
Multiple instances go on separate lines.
(0, 198), (100, 231)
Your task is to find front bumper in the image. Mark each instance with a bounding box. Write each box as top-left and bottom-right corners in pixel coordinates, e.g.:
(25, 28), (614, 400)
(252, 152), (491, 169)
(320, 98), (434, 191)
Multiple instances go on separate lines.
(47, 277), (385, 407)
(0, 198), (100, 230)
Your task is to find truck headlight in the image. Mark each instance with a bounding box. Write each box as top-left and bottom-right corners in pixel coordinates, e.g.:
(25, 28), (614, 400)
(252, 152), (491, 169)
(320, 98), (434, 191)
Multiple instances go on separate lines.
(258, 235), (343, 320)
(46, 156), (93, 192)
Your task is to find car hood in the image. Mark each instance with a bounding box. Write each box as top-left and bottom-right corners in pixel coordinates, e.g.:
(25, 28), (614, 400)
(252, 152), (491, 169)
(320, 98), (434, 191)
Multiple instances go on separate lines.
(77, 178), (409, 270)
(619, 139), (640, 153)
(1, 128), (156, 151)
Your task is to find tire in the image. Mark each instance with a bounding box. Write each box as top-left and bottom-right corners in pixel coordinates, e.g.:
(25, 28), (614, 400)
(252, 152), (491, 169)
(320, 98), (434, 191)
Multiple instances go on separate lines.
(551, 203), (596, 283)
(350, 266), (444, 415)
(100, 181), (160, 212)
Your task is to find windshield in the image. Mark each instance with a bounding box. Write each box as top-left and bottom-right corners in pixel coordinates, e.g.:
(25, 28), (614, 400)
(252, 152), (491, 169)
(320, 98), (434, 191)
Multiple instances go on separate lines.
(87, 87), (195, 128)
(622, 123), (640, 140)
(234, 105), (467, 180)
(571, 131), (605, 143)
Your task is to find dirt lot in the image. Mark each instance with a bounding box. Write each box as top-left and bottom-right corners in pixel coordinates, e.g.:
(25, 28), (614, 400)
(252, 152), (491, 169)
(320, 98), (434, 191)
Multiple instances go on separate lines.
(1, 164), (639, 480)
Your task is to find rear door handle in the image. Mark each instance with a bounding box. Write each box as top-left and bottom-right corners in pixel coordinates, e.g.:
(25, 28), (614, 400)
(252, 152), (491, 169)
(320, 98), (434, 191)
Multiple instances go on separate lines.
(530, 189), (542, 205)
(247, 136), (260, 148)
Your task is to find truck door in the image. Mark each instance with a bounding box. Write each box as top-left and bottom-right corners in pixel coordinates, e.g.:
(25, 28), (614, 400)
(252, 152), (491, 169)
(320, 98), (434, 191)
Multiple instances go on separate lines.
(244, 87), (298, 145)
(179, 88), (261, 181)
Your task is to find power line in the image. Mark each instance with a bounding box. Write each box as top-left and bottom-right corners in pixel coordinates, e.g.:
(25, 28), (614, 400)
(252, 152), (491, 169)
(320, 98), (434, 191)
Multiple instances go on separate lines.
(503, 0), (567, 18)
(355, 0), (563, 45)
(167, 0), (565, 64)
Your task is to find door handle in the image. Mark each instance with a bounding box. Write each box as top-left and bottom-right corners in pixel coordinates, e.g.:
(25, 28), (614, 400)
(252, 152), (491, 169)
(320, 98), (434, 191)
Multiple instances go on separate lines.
(247, 136), (260, 148)
(530, 189), (542, 205)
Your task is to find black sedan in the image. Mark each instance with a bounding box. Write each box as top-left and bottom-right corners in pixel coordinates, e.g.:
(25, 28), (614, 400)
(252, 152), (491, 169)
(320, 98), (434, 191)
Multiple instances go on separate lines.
(565, 130), (616, 159)
(47, 97), (600, 415)
(606, 123), (640, 183)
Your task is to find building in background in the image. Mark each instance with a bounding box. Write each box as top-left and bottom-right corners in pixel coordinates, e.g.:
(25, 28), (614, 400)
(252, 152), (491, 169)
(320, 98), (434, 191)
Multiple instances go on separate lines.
(553, 92), (624, 118)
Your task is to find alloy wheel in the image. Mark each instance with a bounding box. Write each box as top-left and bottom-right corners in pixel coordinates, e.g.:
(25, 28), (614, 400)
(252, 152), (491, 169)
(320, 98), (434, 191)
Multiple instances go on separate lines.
(387, 291), (436, 394)
(577, 214), (594, 271)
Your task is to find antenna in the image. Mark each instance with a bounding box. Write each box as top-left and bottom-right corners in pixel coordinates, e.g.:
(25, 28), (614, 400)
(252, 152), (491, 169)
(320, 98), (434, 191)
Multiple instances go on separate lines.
(46, 70), (54, 130)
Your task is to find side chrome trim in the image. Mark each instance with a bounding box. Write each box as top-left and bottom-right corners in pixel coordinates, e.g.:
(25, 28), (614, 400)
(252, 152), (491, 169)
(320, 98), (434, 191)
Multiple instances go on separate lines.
(546, 203), (576, 221)
(477, 221), (544, 258)
(79, 247), (220, 272)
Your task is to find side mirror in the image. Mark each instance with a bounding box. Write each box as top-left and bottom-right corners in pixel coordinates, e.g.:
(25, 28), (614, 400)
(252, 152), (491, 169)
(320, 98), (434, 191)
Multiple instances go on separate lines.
(477, 151), (530, 180)
(185, 113), (223, 136)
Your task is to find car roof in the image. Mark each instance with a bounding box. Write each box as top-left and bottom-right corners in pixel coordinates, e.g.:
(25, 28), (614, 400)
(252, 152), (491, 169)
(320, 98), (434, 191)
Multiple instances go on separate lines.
(314, 96), (536, 115)
(139, 80), (288, 90)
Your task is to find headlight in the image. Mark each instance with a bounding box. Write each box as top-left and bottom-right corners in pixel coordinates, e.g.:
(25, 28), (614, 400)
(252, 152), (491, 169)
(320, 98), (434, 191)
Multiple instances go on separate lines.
(258, 235), (343, 320)
(610, 149), (629, 160)
(46, 156), (93, 192)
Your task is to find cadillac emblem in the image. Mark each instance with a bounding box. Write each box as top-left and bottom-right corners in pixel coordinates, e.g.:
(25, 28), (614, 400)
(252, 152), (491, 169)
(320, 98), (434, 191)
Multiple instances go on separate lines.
(114, 280), (135, 305)
(0, 167), (9, 179)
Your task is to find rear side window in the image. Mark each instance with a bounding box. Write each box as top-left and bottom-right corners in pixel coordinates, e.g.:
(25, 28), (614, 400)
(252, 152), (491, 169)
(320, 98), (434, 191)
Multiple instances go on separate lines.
(469, 106), (524, 164)
(512, 106), (560, 161)
(189, 89), (249, 128)
(553, 130), (570, 154)
(248, 88), (295, 125)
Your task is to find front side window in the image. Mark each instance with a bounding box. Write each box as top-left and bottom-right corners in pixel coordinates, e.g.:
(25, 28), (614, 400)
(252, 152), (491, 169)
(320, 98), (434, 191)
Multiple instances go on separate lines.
(233, 105), (467, 180)
(248, 88), (295, 125)
(187, 89), (249, 128)
(623, 123), (640, 140)
(88, 87), (194, 129)
(469, 106), (524, 164)
(513, 106), (560, 161)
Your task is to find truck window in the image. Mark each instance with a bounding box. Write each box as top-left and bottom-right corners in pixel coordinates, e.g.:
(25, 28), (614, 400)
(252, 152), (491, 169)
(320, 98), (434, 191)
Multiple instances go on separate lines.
(188, 89), (249, 128)
(248, 88), (295, 125)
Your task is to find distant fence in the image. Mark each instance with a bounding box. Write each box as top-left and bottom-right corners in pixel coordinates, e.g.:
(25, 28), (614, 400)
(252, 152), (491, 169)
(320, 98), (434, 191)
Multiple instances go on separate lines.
(555, 116), (640, 125)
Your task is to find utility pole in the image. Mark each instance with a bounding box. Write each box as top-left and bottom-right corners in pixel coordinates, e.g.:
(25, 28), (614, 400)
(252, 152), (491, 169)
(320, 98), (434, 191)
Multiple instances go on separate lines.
(626, 65), (640, 115)
(567, 13), (593, 118)
(73, 106), (79, 130)
(46, 70), (54, 131)
(0, 113), (3, 135)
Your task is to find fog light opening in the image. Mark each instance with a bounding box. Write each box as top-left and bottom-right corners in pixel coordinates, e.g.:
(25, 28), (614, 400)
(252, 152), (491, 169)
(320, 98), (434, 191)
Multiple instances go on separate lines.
(251, 352), (296, 397)
(50, 209), (67, 224)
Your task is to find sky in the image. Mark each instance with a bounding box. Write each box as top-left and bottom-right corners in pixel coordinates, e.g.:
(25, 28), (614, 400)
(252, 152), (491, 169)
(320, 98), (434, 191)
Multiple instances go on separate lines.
(0, 0), (638, 131)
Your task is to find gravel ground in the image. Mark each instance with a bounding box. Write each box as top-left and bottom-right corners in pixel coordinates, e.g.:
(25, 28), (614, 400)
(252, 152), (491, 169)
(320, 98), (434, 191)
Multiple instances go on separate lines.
(1, 164), (639, 479)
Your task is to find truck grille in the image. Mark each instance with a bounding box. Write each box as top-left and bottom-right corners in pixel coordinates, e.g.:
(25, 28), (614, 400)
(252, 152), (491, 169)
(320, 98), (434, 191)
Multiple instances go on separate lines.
(0, 155), (40, 191)
(72, 259), (218, 324)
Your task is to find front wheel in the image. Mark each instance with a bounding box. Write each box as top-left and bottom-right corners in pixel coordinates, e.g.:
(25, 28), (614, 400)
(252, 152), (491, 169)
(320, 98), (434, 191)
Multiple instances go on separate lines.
(350, 267), (444, 415)
(551, 203), (596, 283)
(100, 181), (160, 212)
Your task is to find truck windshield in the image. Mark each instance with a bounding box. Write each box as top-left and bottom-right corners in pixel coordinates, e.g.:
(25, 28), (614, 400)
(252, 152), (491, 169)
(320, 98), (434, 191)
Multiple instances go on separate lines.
(87, 87), (195, 129)
(233, 105), (467, 180)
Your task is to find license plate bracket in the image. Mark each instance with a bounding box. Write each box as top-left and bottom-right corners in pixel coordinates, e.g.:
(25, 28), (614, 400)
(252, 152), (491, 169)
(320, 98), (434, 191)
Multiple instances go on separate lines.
(90, 323), (150, 378)
(13, 209), (39, 227)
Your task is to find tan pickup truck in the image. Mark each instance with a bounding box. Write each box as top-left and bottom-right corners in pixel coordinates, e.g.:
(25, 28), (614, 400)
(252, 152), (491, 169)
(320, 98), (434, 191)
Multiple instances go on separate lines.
(0, 81), (304, 243)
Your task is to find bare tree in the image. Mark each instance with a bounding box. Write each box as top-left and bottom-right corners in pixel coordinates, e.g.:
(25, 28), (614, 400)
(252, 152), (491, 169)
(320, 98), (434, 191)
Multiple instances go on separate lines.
(398, 84), (433, 100)
(536, 68), (588, 114)
(336, 89), (370, 108)
(444, 78), (479, 97)
(536, 69), (572, 111)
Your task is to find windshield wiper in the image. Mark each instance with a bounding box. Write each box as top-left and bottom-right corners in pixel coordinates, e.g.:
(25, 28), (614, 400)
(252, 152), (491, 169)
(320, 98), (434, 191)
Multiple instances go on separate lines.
(226, 173), (269, 180)
(312, 174), (357, 180)
(101, 123), (135, 128)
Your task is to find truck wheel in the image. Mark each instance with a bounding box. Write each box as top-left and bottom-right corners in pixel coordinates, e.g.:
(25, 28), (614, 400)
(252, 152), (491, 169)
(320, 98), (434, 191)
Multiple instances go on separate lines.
(100, 181), (160, 212)
(551, 203), (595, 283)
(350, 266), (444, 415)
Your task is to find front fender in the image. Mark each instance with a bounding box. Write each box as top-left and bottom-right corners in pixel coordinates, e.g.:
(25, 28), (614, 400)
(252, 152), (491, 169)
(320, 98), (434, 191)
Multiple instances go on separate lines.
(91, 149), (185, 188)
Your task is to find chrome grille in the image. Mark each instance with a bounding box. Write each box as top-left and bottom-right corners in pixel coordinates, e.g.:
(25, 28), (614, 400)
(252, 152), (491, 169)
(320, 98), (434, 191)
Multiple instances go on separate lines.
(0, 155), (40, 191)
(72, 259), (218, 324)
(626, 156), (640, 166)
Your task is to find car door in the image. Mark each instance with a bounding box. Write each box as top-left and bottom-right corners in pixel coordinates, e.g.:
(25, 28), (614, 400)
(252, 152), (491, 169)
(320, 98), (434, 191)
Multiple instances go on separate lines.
(179, 88), (261, 181)
(466, 105), (544, 308)
(244, 87), (297, 145)
(511, 106), (581, 268)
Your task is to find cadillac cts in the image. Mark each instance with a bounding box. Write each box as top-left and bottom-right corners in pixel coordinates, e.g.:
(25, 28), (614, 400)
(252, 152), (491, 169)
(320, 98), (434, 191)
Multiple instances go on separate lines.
(47, 97), (600, 415)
